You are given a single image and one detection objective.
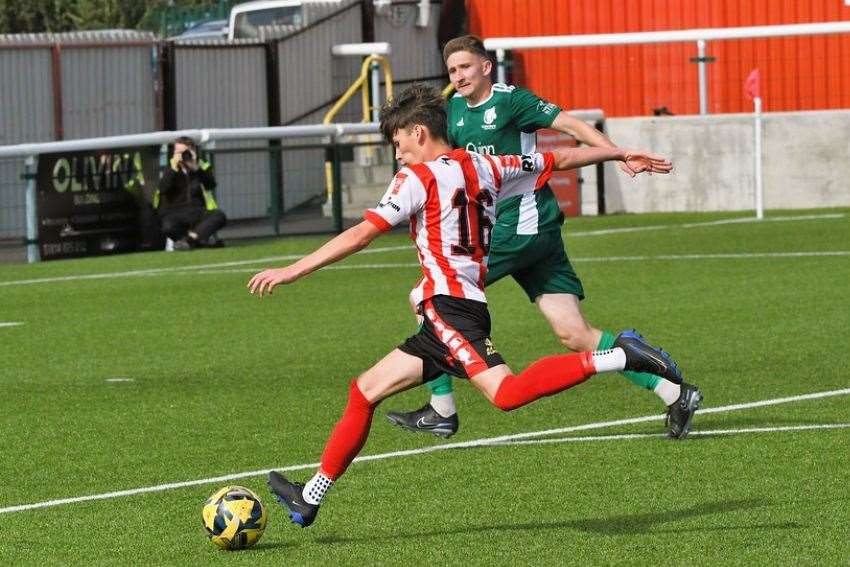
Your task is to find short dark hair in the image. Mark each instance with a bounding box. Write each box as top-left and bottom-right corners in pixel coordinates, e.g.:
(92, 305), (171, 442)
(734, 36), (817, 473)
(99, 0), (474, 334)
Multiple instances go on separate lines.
(174, 136), (197, 151)
(442, 34), (488, 63)
(379, 83), (448, 144)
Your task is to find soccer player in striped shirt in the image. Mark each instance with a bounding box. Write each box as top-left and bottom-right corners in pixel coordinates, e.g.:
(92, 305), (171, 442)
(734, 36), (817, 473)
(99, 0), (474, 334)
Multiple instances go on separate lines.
(249, 84), (679, 527)
(387, 35), (702, 440)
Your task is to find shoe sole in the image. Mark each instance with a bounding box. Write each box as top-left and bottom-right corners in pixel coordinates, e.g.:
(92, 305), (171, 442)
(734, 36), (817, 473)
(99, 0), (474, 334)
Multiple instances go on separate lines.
(670, 390), (704, 440)
(267, 480), (309, 527)
(385, 414), (456, 439)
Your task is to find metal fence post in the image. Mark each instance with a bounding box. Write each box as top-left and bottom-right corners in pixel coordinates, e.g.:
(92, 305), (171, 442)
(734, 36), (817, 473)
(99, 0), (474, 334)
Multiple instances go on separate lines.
(269, 146), (282, 235)
(329, 143), (343, 234)
(594, 120), (607, 216)
(24, 155), (40, 263)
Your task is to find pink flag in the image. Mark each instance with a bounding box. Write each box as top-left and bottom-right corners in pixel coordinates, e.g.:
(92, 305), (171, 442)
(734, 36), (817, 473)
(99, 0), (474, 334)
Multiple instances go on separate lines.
(745, 69), (761, 100)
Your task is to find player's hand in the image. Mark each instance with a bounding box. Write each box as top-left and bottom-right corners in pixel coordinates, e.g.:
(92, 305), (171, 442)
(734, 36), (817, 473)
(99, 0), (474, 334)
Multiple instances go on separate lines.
(618, 161), (638, 178)
(247, 267), (299, 297)
(623, 151), (673, 175)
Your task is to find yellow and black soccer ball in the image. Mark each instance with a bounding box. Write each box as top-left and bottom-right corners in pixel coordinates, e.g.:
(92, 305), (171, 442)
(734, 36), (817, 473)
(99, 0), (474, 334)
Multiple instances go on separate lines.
(202, 485), (268, 550)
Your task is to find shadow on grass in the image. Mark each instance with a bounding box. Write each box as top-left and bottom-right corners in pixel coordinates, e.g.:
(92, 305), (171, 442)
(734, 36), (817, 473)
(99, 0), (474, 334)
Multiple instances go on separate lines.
(311, 497), (797, 545)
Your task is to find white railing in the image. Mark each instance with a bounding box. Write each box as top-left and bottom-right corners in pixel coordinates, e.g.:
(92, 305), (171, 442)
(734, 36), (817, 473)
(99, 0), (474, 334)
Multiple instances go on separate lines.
(0, 123), (380, 159)
(1, 112), (608, 264)
(483, 21), (850, 115)
(0, 123), (380, 263)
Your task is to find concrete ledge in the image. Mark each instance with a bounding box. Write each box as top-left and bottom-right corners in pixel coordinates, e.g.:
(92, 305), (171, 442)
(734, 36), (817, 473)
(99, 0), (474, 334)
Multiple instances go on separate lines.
(584, 109), (850, 214)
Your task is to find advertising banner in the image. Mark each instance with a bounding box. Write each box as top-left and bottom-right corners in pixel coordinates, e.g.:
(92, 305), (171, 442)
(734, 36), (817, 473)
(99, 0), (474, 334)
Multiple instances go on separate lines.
(36, 147), (160, 260)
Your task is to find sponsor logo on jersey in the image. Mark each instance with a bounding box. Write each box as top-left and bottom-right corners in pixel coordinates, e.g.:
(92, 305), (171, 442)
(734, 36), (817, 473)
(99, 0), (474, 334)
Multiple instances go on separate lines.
(456, 117), (464, 127)
(465, 142), (495, 154)
(536, 100), (558, 115)
(378, 200), (401, 212)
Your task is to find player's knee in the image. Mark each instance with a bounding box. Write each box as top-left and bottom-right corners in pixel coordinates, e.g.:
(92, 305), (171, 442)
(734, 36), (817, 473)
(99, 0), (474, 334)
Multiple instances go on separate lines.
(555, 324), (594, 351)
(350, 378), (379, 409)
(491, 375), (521, 412)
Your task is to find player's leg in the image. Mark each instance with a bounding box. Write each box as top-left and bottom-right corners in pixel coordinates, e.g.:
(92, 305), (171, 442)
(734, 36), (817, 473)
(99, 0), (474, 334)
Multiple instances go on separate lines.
(470, 337), (684, 411)
(525, 232), (703, 437)
(384, 242), (519, 436)
(535, 294), (701, 437)
(268, 349), (424, 527)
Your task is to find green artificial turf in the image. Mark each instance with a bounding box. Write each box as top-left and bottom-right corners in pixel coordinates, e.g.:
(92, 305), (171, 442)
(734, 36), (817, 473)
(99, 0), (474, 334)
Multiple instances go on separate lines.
(0, 209), (848, 565)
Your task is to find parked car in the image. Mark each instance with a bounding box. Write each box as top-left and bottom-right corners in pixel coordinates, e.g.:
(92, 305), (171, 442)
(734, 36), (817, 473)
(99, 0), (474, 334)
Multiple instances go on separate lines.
(173, 19), (229, 41)
(228, 0), (344, 40)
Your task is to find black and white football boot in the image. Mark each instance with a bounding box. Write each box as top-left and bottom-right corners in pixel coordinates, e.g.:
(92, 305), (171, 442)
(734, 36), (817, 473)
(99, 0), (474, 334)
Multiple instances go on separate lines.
(385, 403), (459, 438)
(614, 329), (684, 385)
(267, 471), (319, 527)
(666, 382), (704, 440)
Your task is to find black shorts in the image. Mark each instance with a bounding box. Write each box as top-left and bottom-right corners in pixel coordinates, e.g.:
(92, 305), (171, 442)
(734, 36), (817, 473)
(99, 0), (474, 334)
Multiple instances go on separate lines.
(398, 295), (505, 382)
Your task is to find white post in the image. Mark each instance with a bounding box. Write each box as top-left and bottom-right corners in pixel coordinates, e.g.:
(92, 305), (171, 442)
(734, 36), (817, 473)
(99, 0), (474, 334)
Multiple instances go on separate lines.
(697, 39), (709, 115)
(754, 96), (764, 219)
(24, 155), (40, 263)
(496, 48), (506, 84)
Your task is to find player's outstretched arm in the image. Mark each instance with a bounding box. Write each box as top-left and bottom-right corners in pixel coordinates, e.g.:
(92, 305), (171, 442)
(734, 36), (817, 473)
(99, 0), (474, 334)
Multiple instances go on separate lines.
(551, 147), (672, 175)
(550, 111), (637, 177)
(248, 220), (382, 297)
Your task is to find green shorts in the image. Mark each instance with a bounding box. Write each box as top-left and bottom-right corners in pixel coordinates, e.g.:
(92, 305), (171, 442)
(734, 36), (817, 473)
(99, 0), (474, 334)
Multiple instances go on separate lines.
(485, 229), (584, 302)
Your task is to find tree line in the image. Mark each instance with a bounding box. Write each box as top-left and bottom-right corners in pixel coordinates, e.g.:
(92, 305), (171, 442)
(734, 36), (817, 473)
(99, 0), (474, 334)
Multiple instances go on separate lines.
(0, 0), (221, 35)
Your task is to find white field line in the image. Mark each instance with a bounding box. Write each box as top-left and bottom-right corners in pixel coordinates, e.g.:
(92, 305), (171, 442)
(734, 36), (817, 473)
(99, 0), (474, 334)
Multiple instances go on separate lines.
(569, 212), (845, 237)
(169, 250), (850, 277)
(0, 245), (411, 288)
(0, 213), (844, 288)
(1, 387), (848, 515)
(493, 423), (850, 446)
(5, 249), (845, 285)
(0, 322), (24, 328)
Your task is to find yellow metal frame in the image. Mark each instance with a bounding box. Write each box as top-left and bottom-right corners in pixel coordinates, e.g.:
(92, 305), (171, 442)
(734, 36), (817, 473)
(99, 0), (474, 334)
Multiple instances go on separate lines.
(323, 55), (394, 201)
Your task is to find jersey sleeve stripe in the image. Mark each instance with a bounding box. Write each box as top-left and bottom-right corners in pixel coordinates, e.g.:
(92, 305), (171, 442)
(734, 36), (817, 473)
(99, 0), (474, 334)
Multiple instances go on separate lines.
(364, 210), (392, 232)
(482, 153), (502, 190)
(535, 151), (556, 190)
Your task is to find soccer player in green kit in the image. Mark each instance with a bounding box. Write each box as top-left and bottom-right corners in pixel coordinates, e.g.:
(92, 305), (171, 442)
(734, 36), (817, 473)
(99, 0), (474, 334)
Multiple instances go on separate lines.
(386, 35), (702, 439)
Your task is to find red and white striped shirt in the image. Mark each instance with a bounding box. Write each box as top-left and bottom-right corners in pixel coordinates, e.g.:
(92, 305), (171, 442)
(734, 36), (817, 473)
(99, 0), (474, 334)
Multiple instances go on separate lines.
(364, 149), (554, 305)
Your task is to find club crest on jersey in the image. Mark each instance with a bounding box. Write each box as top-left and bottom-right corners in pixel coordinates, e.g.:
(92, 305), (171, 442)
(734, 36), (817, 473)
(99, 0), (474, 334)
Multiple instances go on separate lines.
(390, 172), (407, 196)
(482, 106), (497, 129)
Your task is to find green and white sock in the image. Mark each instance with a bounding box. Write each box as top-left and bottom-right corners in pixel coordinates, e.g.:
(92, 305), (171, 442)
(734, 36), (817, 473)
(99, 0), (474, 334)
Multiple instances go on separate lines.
(653, 380), (682, 406)
(428, 374), (456, 417)
(599, 330), (665, 393)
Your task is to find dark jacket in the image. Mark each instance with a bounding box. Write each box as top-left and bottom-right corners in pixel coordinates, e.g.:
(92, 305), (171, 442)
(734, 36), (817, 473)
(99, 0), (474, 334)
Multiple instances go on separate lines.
(157, 160), (218, 212)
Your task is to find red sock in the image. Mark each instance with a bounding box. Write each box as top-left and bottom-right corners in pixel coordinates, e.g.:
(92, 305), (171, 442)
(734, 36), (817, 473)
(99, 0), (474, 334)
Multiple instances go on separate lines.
(319, 380), (376, 480)
(493, 352), (596, 411)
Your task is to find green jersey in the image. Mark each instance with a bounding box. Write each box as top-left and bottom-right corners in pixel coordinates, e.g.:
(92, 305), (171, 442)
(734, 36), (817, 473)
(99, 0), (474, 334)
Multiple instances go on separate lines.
(447, 83), (562, 235)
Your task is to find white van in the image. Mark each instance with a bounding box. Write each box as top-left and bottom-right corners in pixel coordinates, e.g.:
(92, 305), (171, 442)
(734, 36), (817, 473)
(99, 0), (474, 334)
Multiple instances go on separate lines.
(228, 1), (343, 41)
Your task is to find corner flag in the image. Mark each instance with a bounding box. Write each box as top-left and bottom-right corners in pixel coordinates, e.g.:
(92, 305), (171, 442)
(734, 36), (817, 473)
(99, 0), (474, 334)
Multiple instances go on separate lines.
(745, 69), (761, 100)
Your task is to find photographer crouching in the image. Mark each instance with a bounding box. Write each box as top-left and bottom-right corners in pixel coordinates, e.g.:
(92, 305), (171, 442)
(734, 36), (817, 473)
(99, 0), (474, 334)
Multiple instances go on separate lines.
(156, 136), (227, 250)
